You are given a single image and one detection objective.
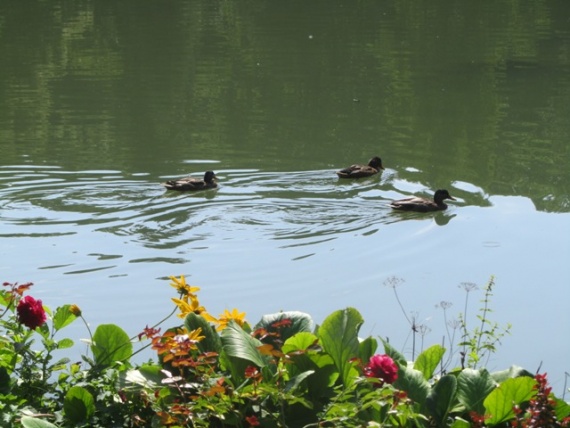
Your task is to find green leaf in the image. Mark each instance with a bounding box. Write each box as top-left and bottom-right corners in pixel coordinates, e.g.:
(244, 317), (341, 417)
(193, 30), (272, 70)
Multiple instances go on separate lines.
(358, 336), (378, 364)
(393, 366), (430, 408)
(379, 337), (407, 368)
(122, 366), (161, 390)
(49, 357), (70, 372)
(282, 332), (319, 354)
(184, 312), (221, 353)
(52, 305), (77, 332)
(484, 376), (536, 425)
(554, 396), (570, 420)
(64, 386), (95, 424)
(285, 370), (315, 392)
(414, 344), (445, 380)
(91, 324), (132, 368)
(57, 338), (74, 349)
(450, 418), (471, 428)
(20, 417), (60, 428)
(490, 365), (533, 383)
(457, 368), (496, 414)
(318, 307), (363, 387)
(221, 320), (266, 368)
(426, 374), (457, 425)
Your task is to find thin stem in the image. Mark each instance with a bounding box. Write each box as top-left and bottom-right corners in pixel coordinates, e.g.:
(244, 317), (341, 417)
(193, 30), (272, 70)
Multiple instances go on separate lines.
(475, 277), (494, 363)
(392, 286), (411, 326)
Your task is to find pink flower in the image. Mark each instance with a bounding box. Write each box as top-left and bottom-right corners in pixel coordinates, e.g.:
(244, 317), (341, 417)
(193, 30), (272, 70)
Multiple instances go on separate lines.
(364, 354), (398, 386)
(17, 295), (47, 329)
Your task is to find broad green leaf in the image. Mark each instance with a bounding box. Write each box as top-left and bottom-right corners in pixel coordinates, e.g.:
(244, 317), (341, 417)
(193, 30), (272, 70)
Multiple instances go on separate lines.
(484, 376), (536, 425)
(318, 307), (363, 387)
(282, 332), (319, 354)
(554, 396), (570, 420)
(491, 365), (533, 383)
(91, 324), (132, 368)
(221, 320), (266, 368)
(20, 417), (59, 428)
(122, 366), (161, 390)
(184, 312), (221, 353)
(218, 348), (252, 387)
(379, 337), (407, 368)
(285, 370), (315, 392)
(457, 368), (496, 414)
(255, 311), (313, 348)
(414, 344), (445, 380)
(450, 418), (471, 428)
(283, 333), (337, 399)
(57, 338), (74, 349)
(52, 305), (77, 331)
(64, 386), (95, 424)
(426, 374), (457, 426)
(358, 336), (378, 364)
(393, 366), (430, 408)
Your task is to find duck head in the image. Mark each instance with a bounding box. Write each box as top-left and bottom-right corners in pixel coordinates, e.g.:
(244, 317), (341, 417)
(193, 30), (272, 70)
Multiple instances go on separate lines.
(434, 189), (455, 204)
(204, 171), (217, 183)
(368, 156), (384, 170)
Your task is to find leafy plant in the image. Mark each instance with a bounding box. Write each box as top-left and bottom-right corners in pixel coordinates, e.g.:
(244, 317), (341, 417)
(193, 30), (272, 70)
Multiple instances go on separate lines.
(458, 276), (512, 369)
(2, 277), (569, 427)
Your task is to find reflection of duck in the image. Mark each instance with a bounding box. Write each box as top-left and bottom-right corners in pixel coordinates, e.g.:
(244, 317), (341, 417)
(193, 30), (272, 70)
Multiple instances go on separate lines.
(336, 156), (384, 178)
(162, 171), (217, 191)
(390, 189), (455, 212)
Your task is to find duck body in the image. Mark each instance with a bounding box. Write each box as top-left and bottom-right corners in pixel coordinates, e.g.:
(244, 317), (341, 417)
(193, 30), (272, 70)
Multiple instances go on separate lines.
(162, 171), (217, 191)
(390, 189), (455, 212)
(336, 156), (384, 179)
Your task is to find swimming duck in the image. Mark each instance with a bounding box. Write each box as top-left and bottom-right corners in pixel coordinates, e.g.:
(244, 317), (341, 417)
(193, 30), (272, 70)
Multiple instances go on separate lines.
(336, 156), (384, 178)
(162, 171), (217, 191)
(389, 189), (455, 212)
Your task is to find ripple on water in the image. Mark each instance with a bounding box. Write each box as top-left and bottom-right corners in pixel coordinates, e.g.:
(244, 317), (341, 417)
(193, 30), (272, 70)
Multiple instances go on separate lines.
(0, 166), (475, 256)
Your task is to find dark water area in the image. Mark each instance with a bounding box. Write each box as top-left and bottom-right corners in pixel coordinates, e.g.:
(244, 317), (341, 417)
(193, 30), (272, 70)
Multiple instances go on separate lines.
(1, 1), (569, 391)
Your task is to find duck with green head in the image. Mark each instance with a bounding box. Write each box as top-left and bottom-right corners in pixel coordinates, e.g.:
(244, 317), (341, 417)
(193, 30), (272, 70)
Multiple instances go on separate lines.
(390, 189), (455, 212)
(162, 171), (217, 191)
(336, 156), (384, 178)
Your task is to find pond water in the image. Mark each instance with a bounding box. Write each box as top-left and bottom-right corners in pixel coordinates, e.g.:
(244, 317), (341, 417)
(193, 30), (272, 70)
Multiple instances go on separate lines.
(1, 1), (569, 392)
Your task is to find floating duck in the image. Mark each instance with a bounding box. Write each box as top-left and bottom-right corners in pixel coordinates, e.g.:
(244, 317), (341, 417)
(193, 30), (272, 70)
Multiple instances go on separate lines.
(162, 171), (217, 191)
(336, 156), (384, 179)
(390, 189), (455, 212)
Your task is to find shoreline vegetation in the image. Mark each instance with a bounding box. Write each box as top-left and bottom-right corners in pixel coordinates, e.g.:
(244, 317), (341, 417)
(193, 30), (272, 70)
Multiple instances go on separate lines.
(1, 276), (569, 427)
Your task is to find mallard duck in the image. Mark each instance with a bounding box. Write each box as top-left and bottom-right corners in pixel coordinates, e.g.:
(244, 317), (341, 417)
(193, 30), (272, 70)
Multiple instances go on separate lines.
(336, 156), (384, 179)
(390, 189), (455, 212)
(162, 171), (217, 191)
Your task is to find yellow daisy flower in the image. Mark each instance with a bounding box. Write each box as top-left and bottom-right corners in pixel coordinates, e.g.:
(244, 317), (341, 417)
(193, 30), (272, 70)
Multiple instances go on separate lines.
(169, 275), (200, 296)
(214, 308), (247, 331)
(171, 295), (208, 319)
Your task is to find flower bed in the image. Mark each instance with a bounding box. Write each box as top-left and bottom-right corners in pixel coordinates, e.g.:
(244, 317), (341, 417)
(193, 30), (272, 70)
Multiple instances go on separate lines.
(1, 277), (569, 427)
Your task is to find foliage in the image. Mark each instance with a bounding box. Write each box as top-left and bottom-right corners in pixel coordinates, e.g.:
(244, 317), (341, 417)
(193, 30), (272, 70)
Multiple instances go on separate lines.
(1, 278), (569, 427)
(457, 276), (512, 369)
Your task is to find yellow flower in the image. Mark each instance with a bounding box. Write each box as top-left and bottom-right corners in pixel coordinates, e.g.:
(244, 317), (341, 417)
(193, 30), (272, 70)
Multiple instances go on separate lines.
(185, 327), (206, 343)
(69, 304), (82, 317)
(172, 295), (209, 319)
(214, 308), (247, 331)
(169, 275), (200, 296)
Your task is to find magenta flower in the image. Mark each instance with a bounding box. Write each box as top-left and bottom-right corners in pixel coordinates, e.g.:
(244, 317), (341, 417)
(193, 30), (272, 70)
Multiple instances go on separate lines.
(364, 354), (398, 386)
(16, 295), (47, 329)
